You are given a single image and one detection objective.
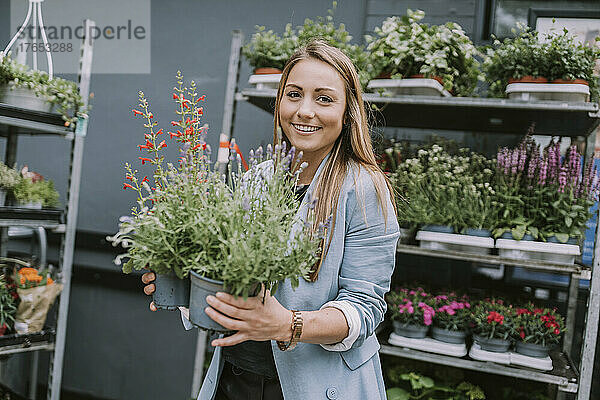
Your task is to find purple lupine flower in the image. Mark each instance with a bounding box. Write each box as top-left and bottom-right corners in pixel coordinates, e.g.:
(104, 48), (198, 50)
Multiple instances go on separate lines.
(518, 145), (527, 172)
(288, 146), (296, 164)
(547, 145), (557, 181)
(539, 157), (548, 186)
(281, 140), (287, 157)
(558, 166), (568, 193)
(527, 154), (538, 179)
(511, 149), (519, 175)
(503, 149), (510, 175)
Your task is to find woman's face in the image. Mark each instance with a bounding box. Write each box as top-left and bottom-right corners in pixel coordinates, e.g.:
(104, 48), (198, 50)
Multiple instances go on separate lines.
(279, 58), (347, 162)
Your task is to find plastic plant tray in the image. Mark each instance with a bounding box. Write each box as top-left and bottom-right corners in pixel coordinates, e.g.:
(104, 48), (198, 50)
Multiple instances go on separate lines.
(0, 329), (54, 348)
(248, 73), (282, 90)
(367, 78), (451, 97)
(469, 343), (553, 371)
(506, 83), (589, 102)
(416, 230), (494, 255)
(496, 238), (580, 264)
(388, 332), (468, 357)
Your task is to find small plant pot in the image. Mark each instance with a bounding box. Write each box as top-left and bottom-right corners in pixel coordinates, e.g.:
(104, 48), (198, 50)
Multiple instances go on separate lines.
(546, 235), (578, 245)
(431, 327), (467, 344)
(152, 272), (190, 310)
(515, 341), (552, 358)
(473, 334), (511, 353)
(465, 228), (491, 237)
(508, 76), (548, 84)
(253, 67), (282, 75)
(189, 271), (232, 332)
(421, 225), (454, 234)
(408, 74), (445, 86)
(392, 321), (428, 339)
(0, 84), (54, 113)
(551, 78), (588, 85)
(500, 232), (534, 241)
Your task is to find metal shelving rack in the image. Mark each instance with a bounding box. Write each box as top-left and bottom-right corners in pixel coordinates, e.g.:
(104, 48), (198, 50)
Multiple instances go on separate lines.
(217, 31), (600, 400)
(0, 20), (95, 400)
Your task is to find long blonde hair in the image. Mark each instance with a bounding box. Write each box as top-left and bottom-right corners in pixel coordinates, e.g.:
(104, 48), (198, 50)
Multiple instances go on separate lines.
(273, 41), (396, 276)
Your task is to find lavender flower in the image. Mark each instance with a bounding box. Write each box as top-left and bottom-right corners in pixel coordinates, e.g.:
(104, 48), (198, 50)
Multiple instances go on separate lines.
(538, 158), (548, 186)
(558, 166), (568, 193)
(518, 145), (526, 173)
(266, 144), (273, 159)
(527, 154), (537, 179)
(242, 196), (250, 211)
(511, 149), (519, 175)
(256, 146), (263, 160)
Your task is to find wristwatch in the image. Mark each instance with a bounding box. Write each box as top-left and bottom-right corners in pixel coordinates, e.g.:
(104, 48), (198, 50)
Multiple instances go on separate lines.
(277, 310), (303, 351)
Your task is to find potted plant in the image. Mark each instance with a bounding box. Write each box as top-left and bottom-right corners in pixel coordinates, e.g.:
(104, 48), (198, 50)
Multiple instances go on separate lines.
(109, 73), (322, 330)
(386, 287), (435, 339)
(366, 9), (481, 97)
(512, 304), (565, 358)
(483, 25), (600, 102)
(494, 135), (596, 263)
(0, 55), (88, 126)
(470, 299), (513, 353)
(0, 274), (17, 336)
(12, 166), (59, 208)
(432, 293), (471, 344)
(0, 161), (20, 206)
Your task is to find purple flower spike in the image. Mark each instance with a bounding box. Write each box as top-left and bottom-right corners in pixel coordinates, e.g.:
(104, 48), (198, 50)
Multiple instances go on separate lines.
(256, 146), (263, 160)
(511, 149), (519, 175)
(558, 166), (568, 193)
(539, 158), (548, 186)
(527, 154), (537, 179)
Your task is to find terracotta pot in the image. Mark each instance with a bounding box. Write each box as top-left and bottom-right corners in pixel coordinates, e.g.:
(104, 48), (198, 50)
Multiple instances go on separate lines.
(376, 71), (392, 79)
(508, 76), (548, 84)
(253, 67), (282, 75)
(409, 74), (445, 86)
(551, 78), (589, 86)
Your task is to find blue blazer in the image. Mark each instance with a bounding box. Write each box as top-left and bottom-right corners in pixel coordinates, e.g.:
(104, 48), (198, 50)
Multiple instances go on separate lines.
(198, 155), (400, 400)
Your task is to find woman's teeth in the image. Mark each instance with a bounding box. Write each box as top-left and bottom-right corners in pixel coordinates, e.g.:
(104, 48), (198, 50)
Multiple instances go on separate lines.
(293, 124), (320, 132)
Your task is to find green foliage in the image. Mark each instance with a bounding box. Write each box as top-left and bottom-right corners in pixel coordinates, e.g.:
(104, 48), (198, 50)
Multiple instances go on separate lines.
(0, 274), (17, 331)
(0, 55), (88, 124)
(109, 74), (321, 298)
(366, 9), (482, 96)
(391, 144), (496, 232)
(12, 177), (59, 207)
(242, 25), (297, 71)
(0, 162), (20, 190)
(386, 366), (486, 400)
(482, 24), (600, 101)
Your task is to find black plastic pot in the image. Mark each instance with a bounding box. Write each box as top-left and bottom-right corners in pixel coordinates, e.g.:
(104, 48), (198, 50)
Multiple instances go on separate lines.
(431, 327), (467, 344)
(500, 232), (534, 241)
(188, 271), (233, 332)
(152, 272), (190, 310)
(465, 228), (491, 237)
(473, 334), (511, 353)
(515, 341), (552, 358)
(421, 225), (454, 234)
(546, 235), (578, 245)
(393, 321), (428, 339)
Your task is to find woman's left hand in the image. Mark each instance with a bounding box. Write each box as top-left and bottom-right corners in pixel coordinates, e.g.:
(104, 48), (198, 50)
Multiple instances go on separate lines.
(205, 287), (292, 347)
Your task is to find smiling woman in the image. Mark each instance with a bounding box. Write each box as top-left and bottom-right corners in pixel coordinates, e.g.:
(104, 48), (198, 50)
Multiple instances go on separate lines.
(143, 40), (399, 400)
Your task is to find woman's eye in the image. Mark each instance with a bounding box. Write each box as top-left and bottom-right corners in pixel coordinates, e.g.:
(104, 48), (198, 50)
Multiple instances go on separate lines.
(286, 91), (301, 98)
(317, 95), (333, 103)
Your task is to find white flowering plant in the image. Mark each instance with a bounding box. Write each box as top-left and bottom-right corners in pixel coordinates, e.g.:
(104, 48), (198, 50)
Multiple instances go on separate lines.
(365, 9), (482, 96)
(109, 73), (323, 297)
(391, 144), (497, 232)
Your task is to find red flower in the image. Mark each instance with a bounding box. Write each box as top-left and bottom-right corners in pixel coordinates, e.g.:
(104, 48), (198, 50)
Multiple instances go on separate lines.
(196, 95), (206, 102)
(139, 157), (152, 165)
(171, 121), (180, 126)
(148, 112), (153, 119)
(168, 131), (181, 139)
(519, 328), (525, 339)
(156, 129), (164, 135)
(173, 93), (179, 100)
(157, 140), (166, 149)
(132, 109), (143, 116)
(142, 176), (149, 183)
(533, 308), (544, 314)
(123, 183), (134, 190)
(554, 328), (560, 335)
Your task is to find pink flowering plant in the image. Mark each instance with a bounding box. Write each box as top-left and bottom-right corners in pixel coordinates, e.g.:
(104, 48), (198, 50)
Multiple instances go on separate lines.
(513, 303), (565, 347)
(433, 293), (472, 332)
(387, 287), (436, 327)
(494, 133), (599, 242)
(469, 299), (514, 340)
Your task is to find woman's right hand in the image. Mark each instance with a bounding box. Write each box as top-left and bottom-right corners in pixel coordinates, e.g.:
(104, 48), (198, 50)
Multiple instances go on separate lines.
(141, 272), (158, 311)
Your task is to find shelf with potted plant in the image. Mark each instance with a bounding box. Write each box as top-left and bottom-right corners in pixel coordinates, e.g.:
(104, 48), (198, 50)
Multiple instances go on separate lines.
(0, 164), (63, 229)
(483, 25), (600, 104)
(0, 55), (87, 137)
(364, 9), (481, 98)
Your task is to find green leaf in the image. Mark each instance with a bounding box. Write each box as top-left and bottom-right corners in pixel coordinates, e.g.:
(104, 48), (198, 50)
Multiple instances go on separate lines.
(528, 226), (539, 239)
(420, 376), (435, 388)
(555, 233), (570, 243)
(511, 225), (525, 240)
(386, 388), (410, 400)
(565, 216), (572, 228)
